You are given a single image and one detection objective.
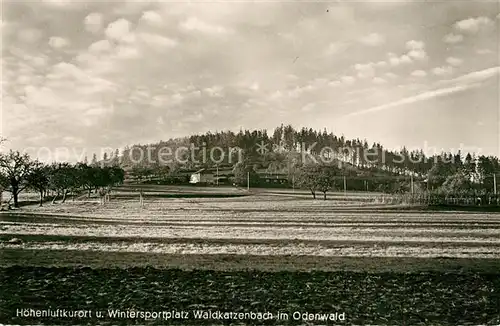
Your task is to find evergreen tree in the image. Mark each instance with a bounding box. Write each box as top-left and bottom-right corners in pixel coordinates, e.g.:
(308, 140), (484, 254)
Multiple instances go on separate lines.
(91, 154), (98, 167)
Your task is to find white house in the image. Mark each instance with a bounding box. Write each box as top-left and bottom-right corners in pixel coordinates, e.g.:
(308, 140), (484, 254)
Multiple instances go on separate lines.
(189, 169), (215, 184)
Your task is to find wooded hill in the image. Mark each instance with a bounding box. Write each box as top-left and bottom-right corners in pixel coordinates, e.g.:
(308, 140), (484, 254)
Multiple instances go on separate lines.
(107, 124), (498, 195)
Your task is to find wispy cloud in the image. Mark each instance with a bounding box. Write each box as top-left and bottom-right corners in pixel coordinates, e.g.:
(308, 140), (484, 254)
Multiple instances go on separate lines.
(454, 16), (494, 34)
(411, 70), (427, 77)
(345, 84), (473, 117)
(179, 17), (231, 35)
(432, 66), (454, 76)
(84, 12), (103, 34)
(48, 36), (69, 49)
(359, 33), (385, 46)
(105, 18), (132, 41)
(443, 33), (463, 44)
(437, 66), (500, 87)
(140, 11), (163, 27)
(346, 66), (500, 117)
(446, 57), (463, 67)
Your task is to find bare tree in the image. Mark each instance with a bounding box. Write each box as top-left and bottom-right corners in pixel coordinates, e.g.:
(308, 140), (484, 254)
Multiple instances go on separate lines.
(0, 150), (35, 208)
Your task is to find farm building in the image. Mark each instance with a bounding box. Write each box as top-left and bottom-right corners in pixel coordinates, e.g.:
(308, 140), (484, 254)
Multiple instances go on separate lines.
(258, 172), (289, 186)
(189, 168), (232, 185)
(190, 169), (215, 185)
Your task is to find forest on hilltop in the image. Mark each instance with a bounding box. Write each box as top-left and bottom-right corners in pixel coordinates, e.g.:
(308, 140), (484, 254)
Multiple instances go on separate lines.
(115, 125), (499, 196)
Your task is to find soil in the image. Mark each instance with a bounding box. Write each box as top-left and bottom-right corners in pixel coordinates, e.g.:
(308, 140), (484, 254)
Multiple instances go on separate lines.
(1, 266), (499, 325)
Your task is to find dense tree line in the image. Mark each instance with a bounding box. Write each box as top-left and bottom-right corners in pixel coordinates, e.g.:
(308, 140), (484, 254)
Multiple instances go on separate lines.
(120, 125), (496, 177)
(0, 149), (124, 208)
(121, 126), (412, 170)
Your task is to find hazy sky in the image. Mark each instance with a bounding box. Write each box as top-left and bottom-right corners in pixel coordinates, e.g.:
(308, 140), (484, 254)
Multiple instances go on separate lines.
(1, 0), (499, 161)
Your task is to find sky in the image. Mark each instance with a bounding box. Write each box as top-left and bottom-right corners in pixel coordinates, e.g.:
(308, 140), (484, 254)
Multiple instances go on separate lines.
(1, 0), (500, 162)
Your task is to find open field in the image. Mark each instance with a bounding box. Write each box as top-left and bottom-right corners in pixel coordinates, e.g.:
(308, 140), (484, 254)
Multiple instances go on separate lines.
(1, 185), (500, 325)
(1, 266), (500, 325)
(2, 187), (500, 259)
